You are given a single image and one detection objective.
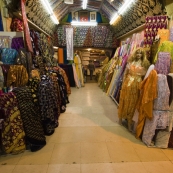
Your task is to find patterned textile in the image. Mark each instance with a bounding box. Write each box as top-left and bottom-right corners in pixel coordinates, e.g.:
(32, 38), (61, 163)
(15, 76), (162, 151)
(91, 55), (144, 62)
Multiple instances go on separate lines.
(157, 29), (170, 46)
(30, 30), (41, 55)
(13, 87), (46, 152)
(39, 33), (54, 65)
(0, 66), (4, 88)
(144, 15), (168, 47)
(10, 18), (23, 32)
(17, 48), (33, 78)
(1, 48), (18, 65)
(0, 64), (10, 87)
(7, 65), (28, 87)
(154, 52), (171, 75)
(170, 27), (173, 42)
(0, 92), (26, 154)
(11, 37), (25, 51)
(28, 78), (40, 106)
(142, 110), (170, 147)
(0, 36), (12, 48)
(135, 70), (158, 139)
(21, 0), (33, 53)
(167, 73), (173, 111)
(31, 69), (40, 79)
(39, 75), (58, 135)
(155, 130), (171, 149)
(33, 55), (45, 75)
(154, 41), (173, 63)
(54, 67), (71, 94)
(153, 74), (170, 111)
(58, 64), (76, 87)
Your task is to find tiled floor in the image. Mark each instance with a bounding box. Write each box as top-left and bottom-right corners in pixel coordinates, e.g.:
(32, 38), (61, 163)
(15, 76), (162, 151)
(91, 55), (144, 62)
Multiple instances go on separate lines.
(1, 83), (173, 173)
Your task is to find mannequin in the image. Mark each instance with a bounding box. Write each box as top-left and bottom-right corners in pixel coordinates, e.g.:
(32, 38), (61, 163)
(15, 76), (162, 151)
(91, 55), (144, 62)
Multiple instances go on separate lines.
(118, 47), (150, 131)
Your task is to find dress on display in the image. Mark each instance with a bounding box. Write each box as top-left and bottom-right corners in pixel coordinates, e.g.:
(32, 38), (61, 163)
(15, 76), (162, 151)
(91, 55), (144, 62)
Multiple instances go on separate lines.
(118, 60), (146, 125)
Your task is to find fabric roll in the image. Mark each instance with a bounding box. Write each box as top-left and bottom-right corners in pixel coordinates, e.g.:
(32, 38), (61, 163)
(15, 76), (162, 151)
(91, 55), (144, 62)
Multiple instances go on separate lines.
(157, 29), (170, 46)
(58, 48), (64, 64)
(155, 52), (171, 75)
(13, 87), (46, 152)
(154, 74), (170, 111)
(142, 110), (170, 147)
(11, 37), (25, 51)
(167, 73), (173, 111)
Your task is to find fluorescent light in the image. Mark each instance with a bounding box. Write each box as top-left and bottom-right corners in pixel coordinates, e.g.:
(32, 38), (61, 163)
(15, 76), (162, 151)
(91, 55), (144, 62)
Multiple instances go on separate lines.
(110, 13), (119, 25)
(83, 0), (87, 9)
(118, 0), (135, 14)
(109, 0), (134, 25)
(51, 14), (59, 24)
(40, 0), (59, 24)
(71, 21), (97, 26)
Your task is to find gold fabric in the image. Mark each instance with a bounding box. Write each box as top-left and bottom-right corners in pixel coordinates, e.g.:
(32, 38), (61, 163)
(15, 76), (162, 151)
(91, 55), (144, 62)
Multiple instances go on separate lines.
(135, 70), (158, 139)
(157, 29), (170, 46)
(7, 65), (28, 87)
(118, 60), (146, 124)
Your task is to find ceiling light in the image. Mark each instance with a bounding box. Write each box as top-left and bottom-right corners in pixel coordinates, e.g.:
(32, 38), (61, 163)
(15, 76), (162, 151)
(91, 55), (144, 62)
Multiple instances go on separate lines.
(109, 0), (135, 25)
(64, 0), (74, 4)
(71, 21), (97, 26)
(83, 0), (88, 9)
(40, 0), (59, 24)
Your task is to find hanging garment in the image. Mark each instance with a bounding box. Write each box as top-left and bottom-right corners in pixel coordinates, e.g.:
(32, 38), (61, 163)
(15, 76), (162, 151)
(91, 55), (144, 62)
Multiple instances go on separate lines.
(133, 65), (155, 133)
(58, 48), (64, 64)
(153, 74), (170, 111)
(11, 37), (25, 51)
(72, 63), (81, 88)
(118, 60), (146, 124)
(135, 70), (157, 138)
(21, 0), (33, 53)
(53, 66), (71, 94)
(74, 54), (84, 87)
(0, 92), (26, 154)
(13, 87), (46, 152)
(142, 110), (170, 147)
(7, 65), (28, 87)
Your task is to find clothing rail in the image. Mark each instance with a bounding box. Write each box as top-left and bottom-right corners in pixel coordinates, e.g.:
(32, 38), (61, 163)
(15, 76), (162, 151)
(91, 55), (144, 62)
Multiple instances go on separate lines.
(13, 12), (52, 38)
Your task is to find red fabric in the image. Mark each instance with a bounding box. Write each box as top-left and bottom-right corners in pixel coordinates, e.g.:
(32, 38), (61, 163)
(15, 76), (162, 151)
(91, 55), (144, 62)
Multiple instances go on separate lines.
(21, 0), (33, 53)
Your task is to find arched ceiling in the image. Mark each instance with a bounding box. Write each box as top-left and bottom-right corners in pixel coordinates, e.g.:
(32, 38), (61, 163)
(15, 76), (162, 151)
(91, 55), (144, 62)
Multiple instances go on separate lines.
(48, 0), (126, 22)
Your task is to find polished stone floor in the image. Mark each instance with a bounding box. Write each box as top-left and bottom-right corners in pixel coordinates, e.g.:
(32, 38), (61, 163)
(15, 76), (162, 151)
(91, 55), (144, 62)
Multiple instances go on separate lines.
(0, 83), (173, 173)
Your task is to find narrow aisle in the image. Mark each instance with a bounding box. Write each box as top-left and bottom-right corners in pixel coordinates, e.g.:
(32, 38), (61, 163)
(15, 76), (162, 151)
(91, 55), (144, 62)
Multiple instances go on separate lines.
(1, 83), (173, 173)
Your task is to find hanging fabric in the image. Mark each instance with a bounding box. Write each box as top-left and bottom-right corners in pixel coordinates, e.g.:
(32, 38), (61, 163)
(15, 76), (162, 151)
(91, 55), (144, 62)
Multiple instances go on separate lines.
(21, 0), (33, 53)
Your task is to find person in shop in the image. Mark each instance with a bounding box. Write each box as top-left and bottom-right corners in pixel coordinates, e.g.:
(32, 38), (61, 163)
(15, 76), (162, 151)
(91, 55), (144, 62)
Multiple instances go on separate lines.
(87, 60), (95, 80)
(118, 47), (150, 132)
